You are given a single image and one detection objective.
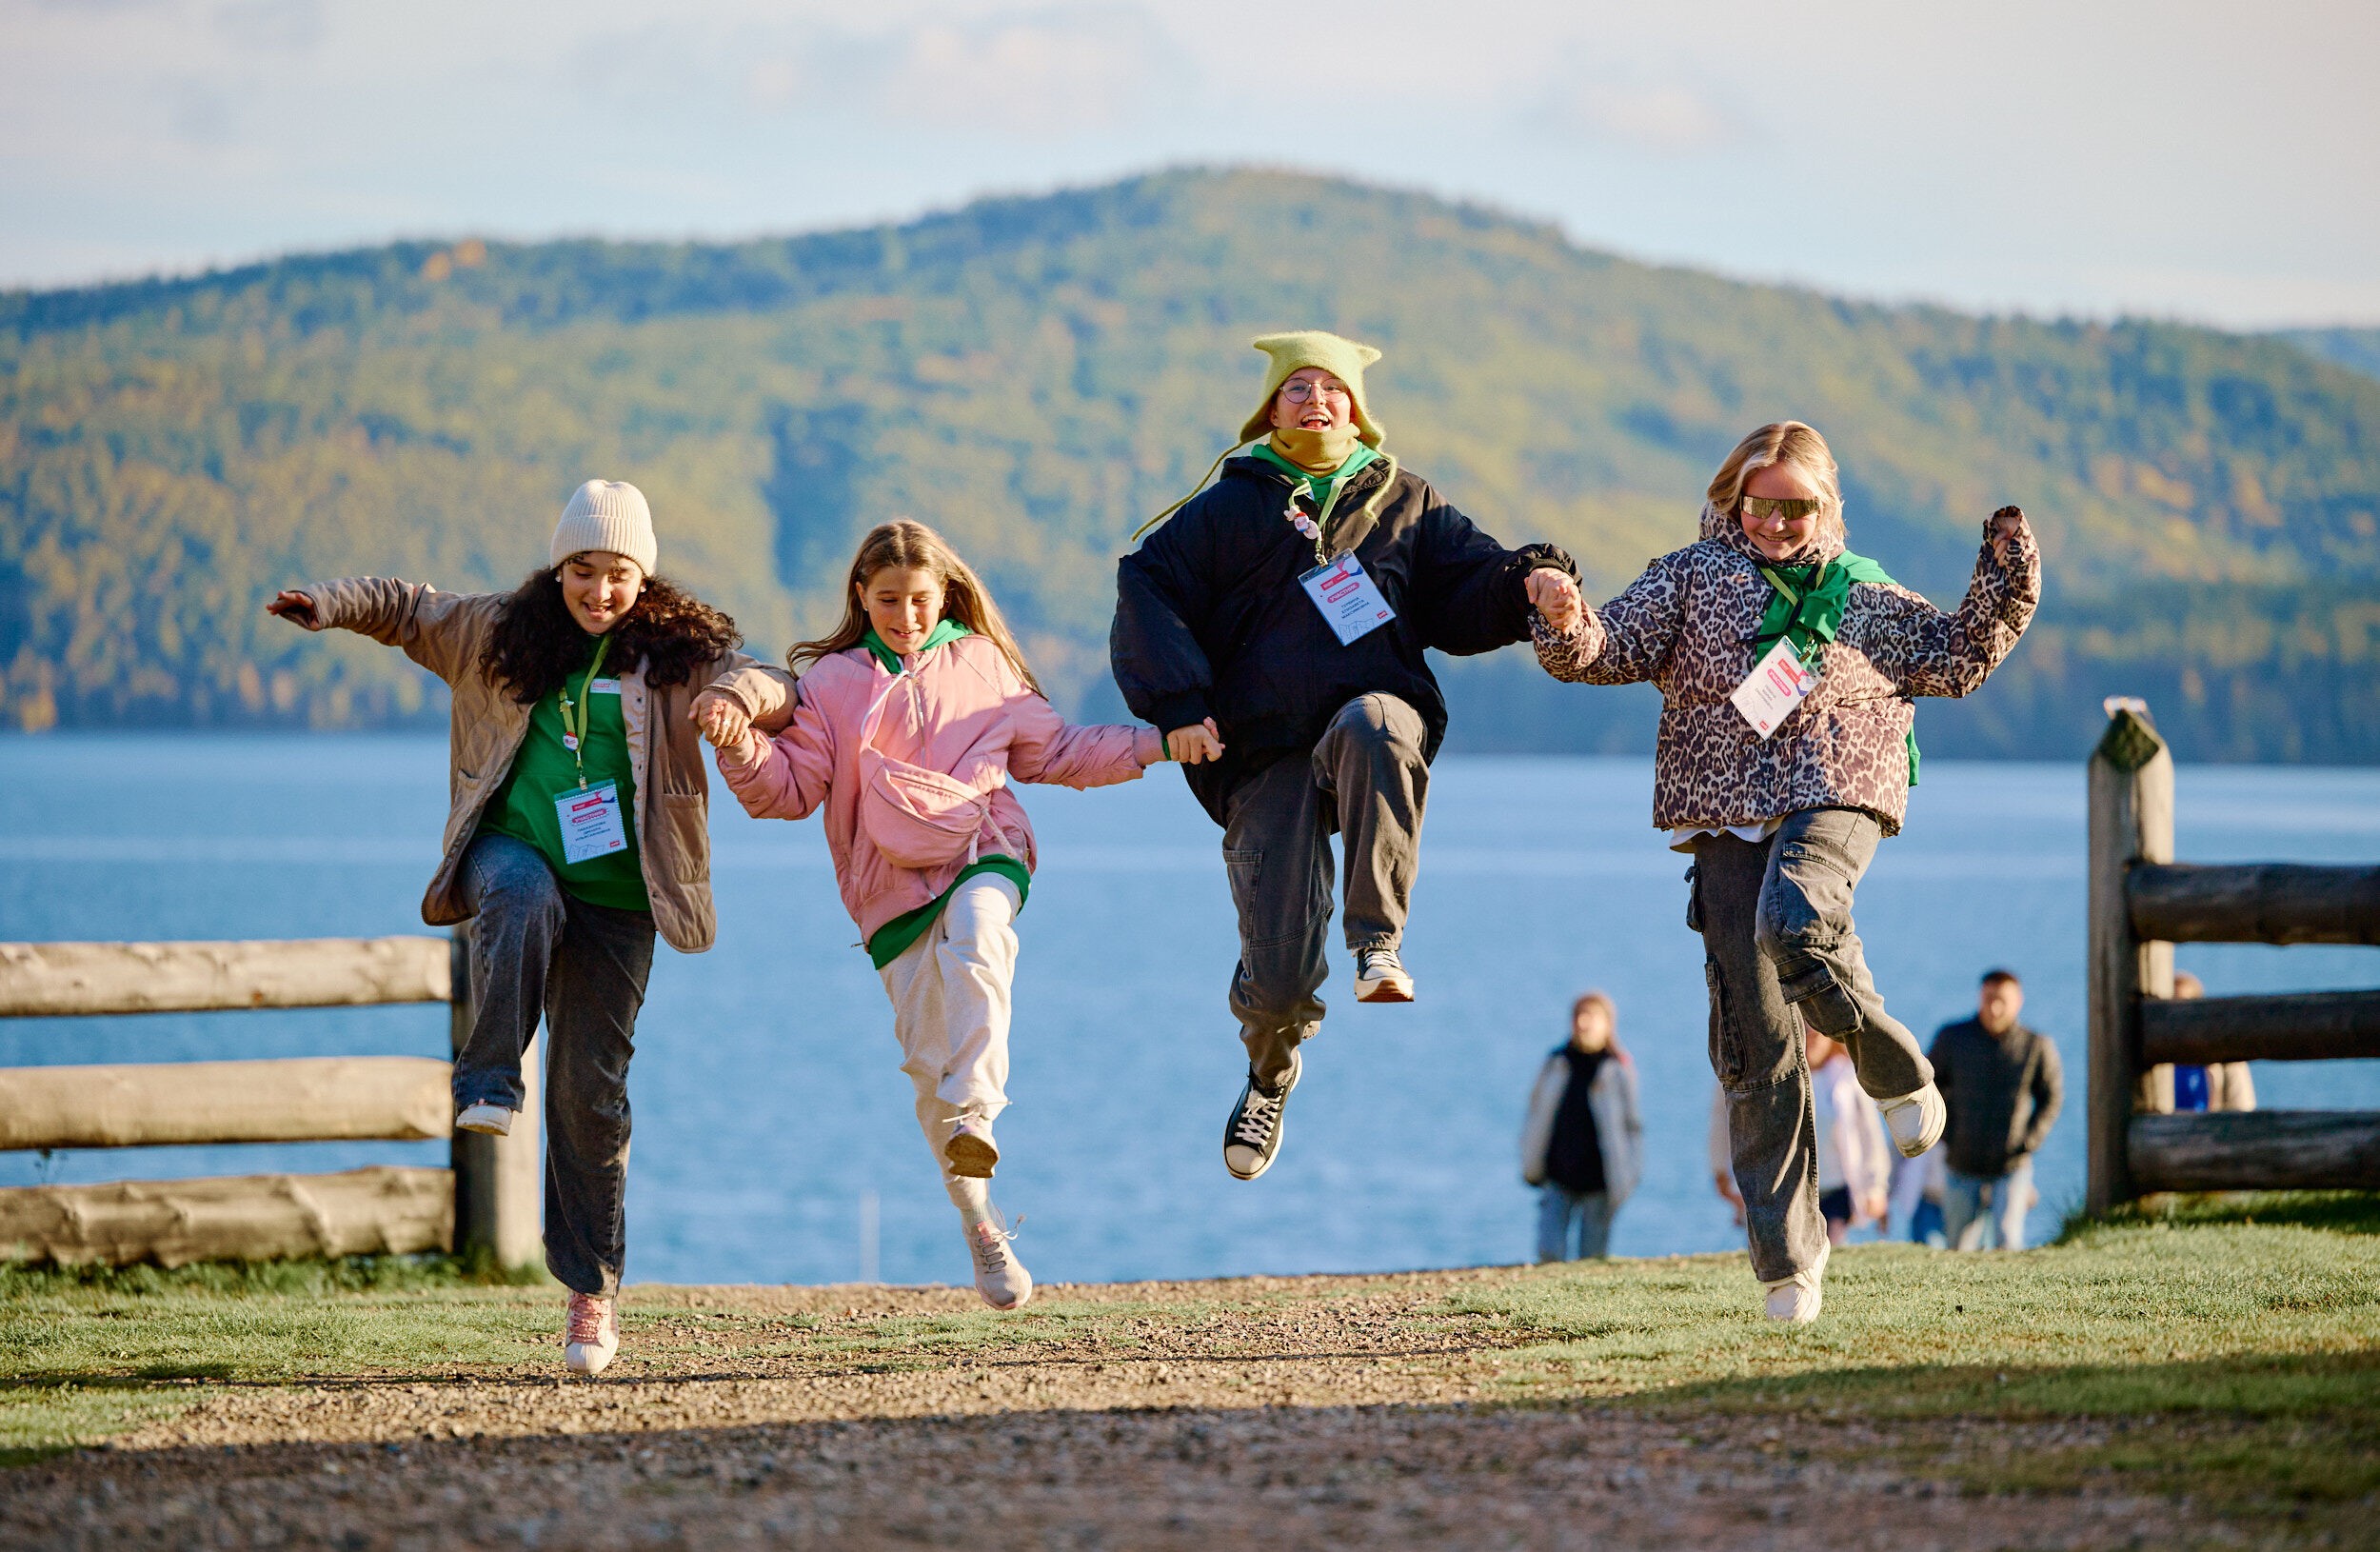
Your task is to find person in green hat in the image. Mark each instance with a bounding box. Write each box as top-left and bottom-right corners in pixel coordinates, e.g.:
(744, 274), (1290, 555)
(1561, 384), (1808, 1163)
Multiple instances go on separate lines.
(1112, 330), (1579, 1182)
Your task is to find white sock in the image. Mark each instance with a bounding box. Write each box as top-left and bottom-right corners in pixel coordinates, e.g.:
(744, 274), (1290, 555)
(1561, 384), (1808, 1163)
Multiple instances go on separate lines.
(946, 1174), (991, 1226)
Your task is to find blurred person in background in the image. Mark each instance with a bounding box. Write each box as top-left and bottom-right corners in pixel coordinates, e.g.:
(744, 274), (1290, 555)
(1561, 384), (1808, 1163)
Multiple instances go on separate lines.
(1888, 1142), (1949, 1247)
(2144, 970), (2256, 1115)
(1809, 1030), (1892, 1245)
(1931, 968), (2062, 1251)
(1520, 993), (1644, 1261)
(1709, 1086), (1744, 1229)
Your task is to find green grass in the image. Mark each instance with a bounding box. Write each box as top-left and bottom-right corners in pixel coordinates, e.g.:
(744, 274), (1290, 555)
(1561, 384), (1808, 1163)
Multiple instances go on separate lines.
(2, 1194), (2374, 1522)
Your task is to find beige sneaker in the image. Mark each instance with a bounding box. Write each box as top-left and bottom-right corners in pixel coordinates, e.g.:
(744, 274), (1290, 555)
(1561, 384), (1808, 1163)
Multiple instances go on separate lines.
(1761, 1241), (1829, 1325)
(944, 1115), (999, 1180)
(455, 1102), (514, 1137)
(1878, 1084), (1946, 1159)
(965, 1213), (1033, 1311)
(564, 1291), (619, 1376)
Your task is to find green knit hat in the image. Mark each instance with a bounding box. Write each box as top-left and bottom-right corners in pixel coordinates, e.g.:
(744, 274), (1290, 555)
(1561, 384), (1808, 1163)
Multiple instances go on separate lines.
(1237, 331), (1386, 448)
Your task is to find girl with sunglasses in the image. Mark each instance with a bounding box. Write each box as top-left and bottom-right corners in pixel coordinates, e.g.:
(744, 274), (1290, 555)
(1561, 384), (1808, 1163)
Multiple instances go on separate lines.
(1526, 422), (2037, 1324)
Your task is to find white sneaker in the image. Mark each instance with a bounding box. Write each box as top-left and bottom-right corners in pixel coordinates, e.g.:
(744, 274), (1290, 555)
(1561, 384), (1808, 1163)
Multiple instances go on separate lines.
(1762, 1241), (1829, 1325)
(965, 1213), (1033, 1311)
(1878, 1083), (1946, 1159)
(1353, 947), (1414, 1003)
(564, 1291), (619, 1375)
(455, 1102), (514, 1137)
(944, 1115), (999, 1180)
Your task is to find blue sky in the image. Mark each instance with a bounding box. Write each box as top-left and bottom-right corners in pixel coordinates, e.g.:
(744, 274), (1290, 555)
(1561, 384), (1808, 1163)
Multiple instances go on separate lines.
(3, 0), (2374, 328)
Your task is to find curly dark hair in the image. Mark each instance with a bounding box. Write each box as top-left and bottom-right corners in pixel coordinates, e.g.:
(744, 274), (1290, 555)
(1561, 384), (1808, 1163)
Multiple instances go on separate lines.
(479, 569), (742, 705)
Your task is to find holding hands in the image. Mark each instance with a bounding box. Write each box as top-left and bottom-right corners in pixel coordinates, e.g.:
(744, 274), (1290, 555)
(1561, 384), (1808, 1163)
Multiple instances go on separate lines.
(691, 692), (753, 753)
(1525, 567), (1584, 635)
(1165, 718), (1225, 765)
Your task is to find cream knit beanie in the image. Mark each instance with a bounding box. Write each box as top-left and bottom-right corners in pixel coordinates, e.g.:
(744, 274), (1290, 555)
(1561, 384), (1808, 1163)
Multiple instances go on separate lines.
(550, 480), (658, 574)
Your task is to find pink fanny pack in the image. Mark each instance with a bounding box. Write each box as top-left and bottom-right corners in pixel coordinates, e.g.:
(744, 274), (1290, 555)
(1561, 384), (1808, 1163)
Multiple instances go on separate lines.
(857, 668), (1007, 870)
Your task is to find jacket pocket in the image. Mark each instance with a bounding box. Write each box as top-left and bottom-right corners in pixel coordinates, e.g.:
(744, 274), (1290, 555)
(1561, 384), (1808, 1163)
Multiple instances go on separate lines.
(651, 792), (710, 883)
(1684, 861), (1703, 933)
(1703, 957), (1746, 1090)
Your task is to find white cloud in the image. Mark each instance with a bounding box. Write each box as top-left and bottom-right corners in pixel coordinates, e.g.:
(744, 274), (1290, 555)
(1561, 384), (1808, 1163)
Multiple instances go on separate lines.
(1533, 77), (1743, 154)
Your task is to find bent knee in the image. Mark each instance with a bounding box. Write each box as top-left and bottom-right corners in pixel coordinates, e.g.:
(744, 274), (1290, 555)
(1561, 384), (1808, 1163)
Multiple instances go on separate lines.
(1327, 693), (1427, 756)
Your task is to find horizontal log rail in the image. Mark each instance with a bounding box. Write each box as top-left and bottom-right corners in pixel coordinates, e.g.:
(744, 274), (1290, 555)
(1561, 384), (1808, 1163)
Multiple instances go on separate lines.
(2130, 1111), (2380, 1193)
(0, 1166), (452, 1268)
(0, 936), (451, 1019)
(0, 1057), (451, 1151)
(2141, 989), (2380, 1066)
(2128, 863), (2380, 946)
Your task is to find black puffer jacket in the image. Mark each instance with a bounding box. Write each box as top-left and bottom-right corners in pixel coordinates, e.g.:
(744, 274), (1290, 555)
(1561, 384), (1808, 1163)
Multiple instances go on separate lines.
(1112, 455), (1575, 824)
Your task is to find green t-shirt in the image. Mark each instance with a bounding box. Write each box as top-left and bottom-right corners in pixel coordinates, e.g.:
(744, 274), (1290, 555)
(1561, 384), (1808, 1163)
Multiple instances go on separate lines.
(479, 641), (652, 912)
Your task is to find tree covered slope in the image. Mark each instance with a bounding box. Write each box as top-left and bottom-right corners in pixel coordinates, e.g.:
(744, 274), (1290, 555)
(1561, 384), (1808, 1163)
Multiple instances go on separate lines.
(4, 169), (2375, 760)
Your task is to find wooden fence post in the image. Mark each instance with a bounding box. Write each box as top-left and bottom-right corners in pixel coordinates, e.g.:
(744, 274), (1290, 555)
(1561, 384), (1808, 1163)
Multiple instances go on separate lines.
(2087, 704), (2174, 1215)
(447, 929), (543, 1271)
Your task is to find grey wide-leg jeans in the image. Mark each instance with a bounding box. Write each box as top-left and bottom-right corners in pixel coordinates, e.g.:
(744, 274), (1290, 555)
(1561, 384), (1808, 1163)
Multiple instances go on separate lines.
(1220, 693), (1430, 1088)
(1690, 807), (1933, 1283)
(456, 831), (656, 1297)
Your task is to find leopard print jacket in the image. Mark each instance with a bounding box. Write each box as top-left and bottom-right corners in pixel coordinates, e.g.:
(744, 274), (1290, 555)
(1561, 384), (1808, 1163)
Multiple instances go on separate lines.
(1533, 503), (2041, 836)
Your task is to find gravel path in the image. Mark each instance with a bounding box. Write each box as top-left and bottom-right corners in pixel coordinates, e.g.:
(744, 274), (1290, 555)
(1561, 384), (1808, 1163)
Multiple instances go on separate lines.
(0, 1270), (2268, 1549)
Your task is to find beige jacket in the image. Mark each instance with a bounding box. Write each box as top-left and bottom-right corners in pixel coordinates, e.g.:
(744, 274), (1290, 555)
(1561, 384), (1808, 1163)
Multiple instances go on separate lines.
(306, 577), (794, 953)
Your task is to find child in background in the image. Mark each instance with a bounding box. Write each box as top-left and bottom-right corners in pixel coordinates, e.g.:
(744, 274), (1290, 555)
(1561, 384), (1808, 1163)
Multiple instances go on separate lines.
(1809, 1031), (1892, 1245)
(705, 521), (1172, 1309)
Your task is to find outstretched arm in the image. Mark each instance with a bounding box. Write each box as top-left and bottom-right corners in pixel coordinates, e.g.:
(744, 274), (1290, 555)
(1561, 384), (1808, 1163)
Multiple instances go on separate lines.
(268, 577), (486, 684)
(1867, 507), (2042, 698)
(709, 686), (837, 822)
(1002, 666), (1167, 789)
(1531, 551), (1690, 686)
(1112, 515), (1220, 746)
(1409, 490), (1577, 657)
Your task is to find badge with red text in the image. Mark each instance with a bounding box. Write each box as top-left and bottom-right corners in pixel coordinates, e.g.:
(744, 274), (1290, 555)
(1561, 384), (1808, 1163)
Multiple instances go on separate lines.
(554, 780), (629, 865)
(1730, 637), (1818, 740)
(1299, 553), (1396, 646)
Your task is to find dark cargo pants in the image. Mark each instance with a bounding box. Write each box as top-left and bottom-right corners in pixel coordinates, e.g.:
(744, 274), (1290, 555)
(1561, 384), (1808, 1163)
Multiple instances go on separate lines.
(1689, 807), (1932, 1283)
(456, 831), (655, 1298)
(1221, 693), (1429, 1088)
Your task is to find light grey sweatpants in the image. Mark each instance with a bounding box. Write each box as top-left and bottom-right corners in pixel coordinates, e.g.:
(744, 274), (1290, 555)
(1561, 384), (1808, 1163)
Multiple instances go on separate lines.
(1220, 692), (1430, 1088)
(1690, 807), (1933, 1284)
(877, 874), (1022, 1210)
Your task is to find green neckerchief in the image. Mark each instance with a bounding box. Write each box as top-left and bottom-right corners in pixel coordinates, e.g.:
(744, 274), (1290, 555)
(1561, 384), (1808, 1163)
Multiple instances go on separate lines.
(1250, 441), (1381, 535)
(862, 618), (970, 674)
(1751, 549), (1921, 787)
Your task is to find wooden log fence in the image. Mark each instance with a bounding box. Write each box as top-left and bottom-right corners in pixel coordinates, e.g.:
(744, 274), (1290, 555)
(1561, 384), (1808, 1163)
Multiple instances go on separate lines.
(2088, 702), (2380, 1211)
(0, 934), (540, 1269)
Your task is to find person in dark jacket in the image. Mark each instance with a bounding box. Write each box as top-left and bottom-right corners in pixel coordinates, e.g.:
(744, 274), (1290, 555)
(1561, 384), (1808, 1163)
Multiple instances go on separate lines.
(1111, 330), (1577, 1181)
(1930, 967), (2062, 1250)
(1519, 993), (1644, 1260)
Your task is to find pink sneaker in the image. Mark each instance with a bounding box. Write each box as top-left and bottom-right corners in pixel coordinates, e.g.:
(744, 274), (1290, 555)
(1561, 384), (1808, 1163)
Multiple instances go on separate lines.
(564, 1291), (619, 1376)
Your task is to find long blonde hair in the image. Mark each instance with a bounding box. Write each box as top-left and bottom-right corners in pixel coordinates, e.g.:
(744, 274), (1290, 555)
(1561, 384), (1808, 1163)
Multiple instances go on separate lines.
(790, 520), (1041, 694)
(1705, 421), (1843, 521)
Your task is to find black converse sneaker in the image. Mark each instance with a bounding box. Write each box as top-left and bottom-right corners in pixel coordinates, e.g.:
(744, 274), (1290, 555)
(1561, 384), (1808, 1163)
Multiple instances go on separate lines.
(1353, 946), (1415, 1003)
(1223, 1049), (1301, 1181)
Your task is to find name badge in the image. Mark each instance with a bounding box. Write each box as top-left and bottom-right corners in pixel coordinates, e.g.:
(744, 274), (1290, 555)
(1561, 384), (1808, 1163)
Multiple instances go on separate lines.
(554, 781), (630, 865)
(1730, 637), (1818, 740)
(588, 678), (622, 694)
(1299, 553), (1397, 646)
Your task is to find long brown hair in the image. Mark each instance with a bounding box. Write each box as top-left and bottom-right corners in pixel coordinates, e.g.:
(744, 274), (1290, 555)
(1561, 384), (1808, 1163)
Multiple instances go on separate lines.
(790, 520), (1041, 693)
(479, 568), (741, 705)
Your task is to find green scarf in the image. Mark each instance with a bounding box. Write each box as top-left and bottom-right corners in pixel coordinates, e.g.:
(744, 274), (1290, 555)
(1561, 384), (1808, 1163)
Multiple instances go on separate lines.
(1753, 551), (1920, 787)
(862, 618), (970, 674)
(1250, 440), (1380, 532)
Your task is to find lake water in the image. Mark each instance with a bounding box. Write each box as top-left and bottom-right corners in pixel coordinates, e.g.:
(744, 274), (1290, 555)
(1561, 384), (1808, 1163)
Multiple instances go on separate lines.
(2, 735), (2375, 1288)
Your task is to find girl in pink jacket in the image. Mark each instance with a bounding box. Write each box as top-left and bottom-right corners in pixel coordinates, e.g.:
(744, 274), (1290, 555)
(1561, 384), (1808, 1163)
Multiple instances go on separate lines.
(707, 521), (1180, 1310)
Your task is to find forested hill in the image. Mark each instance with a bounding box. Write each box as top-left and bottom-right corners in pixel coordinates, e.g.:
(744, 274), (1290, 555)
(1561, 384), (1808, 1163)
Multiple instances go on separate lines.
(4, 169), (2377, 762)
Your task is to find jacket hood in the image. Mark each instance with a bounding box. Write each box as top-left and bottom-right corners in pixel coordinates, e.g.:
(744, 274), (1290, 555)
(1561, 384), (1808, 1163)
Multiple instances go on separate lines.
(1699, 499), (1847, 567)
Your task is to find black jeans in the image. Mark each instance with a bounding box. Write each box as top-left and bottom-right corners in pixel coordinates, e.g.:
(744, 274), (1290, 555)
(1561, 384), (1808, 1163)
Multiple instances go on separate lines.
(1690, 808), (1932, 1283)
(457, 832), (655, 1298)
(1220, 693), (1430, 1088)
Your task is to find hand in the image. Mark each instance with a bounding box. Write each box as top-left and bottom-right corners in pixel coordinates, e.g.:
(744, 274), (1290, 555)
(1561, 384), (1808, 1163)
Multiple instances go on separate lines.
(1165, 719), (1224, 765)
(692, 693), (752, 749)
(265, 589), (321, 631)
(1862, 1190), (1889, 1225)
(1988, 506), (2030, 563)
(1525, 568), (1583, 634)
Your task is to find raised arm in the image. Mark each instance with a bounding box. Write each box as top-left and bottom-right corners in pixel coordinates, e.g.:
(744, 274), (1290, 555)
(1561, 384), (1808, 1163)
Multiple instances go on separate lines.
(1409, 490), (1576, 657)
(1864, 508), (2042, 698)
(1531, 549), (1691, 686)
(273, 577), (489, 685)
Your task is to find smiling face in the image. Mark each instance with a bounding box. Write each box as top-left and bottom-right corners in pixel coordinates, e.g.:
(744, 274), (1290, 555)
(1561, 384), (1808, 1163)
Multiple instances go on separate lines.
(558, 550), (645, 634)
(1269, 368), (1354, 435)
(861, 565), (946, 657)
(1738, 462), (1826, 562)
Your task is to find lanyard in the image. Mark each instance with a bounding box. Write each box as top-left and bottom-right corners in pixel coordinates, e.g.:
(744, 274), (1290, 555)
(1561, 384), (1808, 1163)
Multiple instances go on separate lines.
(1756, 558), (1832, 667)
(556, 633), (613, 789)
(1283, 471), (1352, 567)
